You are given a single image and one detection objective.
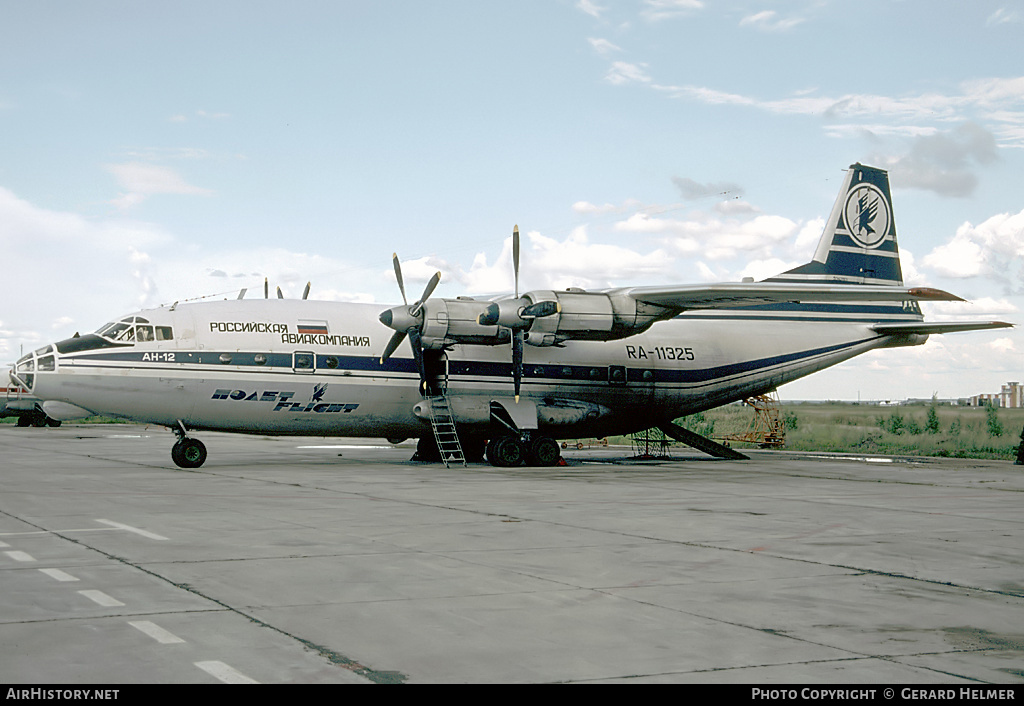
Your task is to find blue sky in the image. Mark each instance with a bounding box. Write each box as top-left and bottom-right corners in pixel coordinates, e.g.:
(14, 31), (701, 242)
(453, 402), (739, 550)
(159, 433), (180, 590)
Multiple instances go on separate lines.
(2, 0), (1023, 401)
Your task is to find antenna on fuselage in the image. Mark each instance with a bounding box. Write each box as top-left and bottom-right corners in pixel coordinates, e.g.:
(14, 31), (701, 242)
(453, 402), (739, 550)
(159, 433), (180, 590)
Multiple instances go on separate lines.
(237, 288), (247, 300)
(302, 281), (311, 300)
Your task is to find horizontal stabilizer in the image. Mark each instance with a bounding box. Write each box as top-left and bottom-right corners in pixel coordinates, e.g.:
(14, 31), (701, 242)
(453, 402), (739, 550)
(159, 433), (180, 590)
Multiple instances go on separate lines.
(625, 283), (963, 311)
(871, 321), (1013, 335)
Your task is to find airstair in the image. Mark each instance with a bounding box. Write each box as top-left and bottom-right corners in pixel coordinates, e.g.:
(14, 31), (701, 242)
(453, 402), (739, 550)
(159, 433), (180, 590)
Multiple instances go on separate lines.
(425, 394), (466, 467)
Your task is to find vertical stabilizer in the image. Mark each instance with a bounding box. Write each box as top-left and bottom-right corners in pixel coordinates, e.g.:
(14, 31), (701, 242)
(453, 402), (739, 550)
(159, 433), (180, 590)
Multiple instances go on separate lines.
(772, 163), (904, 285)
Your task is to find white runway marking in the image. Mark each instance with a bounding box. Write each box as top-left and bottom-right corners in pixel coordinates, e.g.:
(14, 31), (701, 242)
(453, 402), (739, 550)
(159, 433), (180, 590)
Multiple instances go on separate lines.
(4, 550), (35, 562)
(194, 660), (259, 684)
(0, 540), (9, 547)
(78, 590), (125, 607)
(95, 519), (169, 541)
(39, 568), (79, 582)
(128, 620), (185, 644)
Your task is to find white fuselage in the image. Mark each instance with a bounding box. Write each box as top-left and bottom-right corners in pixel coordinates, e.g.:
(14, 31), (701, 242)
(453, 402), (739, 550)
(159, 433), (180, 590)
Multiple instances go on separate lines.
(21, 298), (921, 440)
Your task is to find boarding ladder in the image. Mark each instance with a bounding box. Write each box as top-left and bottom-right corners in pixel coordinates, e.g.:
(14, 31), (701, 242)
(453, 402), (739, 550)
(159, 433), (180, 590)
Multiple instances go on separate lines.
(425, 394), (466, 467)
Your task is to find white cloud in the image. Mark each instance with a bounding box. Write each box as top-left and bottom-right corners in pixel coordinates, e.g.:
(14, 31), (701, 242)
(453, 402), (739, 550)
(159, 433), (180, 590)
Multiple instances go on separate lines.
(605, 61), (652, 85)
(922, 297), (1019, 319)
(576, 0), (605, 19)
(922, 208), (1024, 281)
(441, 227), (675, 294)
(0, 187), (383, 361)
(987, 8), (1022, 25)
(588, 37), (621, 55)
(739, 10), (804, 32)
(616, 210), (800, 262)
(672, 176), (744, 200)
(572, 200), (620, 215)
(988, 337), (1016, 353)
(106, 162), (214, 209)
(601, 46), (1024, 149)
(641, 0), (704, 21)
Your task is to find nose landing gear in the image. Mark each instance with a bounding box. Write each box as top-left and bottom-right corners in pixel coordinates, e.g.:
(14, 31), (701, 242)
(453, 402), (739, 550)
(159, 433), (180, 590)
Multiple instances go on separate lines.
(171, 422), (207, 468)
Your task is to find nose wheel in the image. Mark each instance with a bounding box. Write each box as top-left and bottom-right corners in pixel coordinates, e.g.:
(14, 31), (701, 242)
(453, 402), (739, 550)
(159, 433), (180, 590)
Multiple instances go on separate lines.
(171, 422), (207, 468)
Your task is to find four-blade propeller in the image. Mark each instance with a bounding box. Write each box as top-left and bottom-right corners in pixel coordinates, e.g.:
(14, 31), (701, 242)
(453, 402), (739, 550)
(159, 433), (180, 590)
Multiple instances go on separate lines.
(378, 254), (441, 395)
(377, 226), (559, 400)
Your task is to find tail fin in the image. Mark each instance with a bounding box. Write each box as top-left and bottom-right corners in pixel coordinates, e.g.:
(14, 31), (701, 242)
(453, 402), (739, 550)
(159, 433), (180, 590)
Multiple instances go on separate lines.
(771, 163), (904, 286)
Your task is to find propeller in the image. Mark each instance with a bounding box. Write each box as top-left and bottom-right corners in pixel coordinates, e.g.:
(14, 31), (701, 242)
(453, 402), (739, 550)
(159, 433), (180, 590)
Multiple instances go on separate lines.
(378, 254), (441, 396)
(478, 225), (560, 401)
(259, 279), (311, 300)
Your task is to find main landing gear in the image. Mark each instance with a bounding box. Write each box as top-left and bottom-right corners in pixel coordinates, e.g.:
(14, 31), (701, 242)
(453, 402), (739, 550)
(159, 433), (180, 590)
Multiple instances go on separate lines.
(486, 434), (561, 468)
(170, 422), (207, 469)
(414, 432), (561, 467)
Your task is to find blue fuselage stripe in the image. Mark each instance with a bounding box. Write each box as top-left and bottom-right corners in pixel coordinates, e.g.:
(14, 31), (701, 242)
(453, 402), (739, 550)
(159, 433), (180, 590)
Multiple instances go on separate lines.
(58, 336), (877, 387)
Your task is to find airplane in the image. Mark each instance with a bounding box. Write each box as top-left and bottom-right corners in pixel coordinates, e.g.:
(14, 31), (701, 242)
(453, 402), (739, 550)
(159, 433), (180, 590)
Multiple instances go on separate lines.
(9, 163), (1011, 468)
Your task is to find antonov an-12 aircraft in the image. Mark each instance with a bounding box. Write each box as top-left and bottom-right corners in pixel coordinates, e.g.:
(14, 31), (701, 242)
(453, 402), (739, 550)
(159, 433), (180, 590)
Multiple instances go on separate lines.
(10, 164), (1011, 468)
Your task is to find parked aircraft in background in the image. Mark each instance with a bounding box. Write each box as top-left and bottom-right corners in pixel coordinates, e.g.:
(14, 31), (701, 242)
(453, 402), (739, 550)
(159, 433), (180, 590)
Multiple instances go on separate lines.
(10, 164), (1010, 468)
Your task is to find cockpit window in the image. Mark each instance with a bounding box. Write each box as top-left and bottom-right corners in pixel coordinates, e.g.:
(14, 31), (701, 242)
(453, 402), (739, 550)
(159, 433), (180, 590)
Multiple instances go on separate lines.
(97, 321), (132, 339)
(95, 319), (173, 343)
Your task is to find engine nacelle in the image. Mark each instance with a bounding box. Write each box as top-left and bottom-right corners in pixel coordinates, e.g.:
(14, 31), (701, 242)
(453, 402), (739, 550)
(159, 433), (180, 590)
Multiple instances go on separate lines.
(418, 298), (510, 348)
(521, 290), (673, 346)
(410, 290), (674, 349)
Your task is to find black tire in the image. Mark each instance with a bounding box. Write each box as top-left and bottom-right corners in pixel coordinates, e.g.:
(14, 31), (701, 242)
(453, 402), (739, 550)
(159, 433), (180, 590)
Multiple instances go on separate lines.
(487, 436), (525, 467)
(461, 435), (487, 463)
(171, 438), (207, 468)
(527, 437), (561, 467)
(415, 435), (441, 462)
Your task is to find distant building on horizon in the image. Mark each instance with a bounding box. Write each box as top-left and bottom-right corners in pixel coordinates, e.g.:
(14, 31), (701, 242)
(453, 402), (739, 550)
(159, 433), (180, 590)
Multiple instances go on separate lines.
(967, 382), (1023, 408)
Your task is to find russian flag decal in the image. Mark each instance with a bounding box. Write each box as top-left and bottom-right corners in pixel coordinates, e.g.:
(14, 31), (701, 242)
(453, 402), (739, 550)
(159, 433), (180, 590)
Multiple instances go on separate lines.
(297, 320), (329, 335)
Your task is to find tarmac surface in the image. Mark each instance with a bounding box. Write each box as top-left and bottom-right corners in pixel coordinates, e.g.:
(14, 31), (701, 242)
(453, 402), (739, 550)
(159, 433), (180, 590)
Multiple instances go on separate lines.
(1, 423), (1023, 684)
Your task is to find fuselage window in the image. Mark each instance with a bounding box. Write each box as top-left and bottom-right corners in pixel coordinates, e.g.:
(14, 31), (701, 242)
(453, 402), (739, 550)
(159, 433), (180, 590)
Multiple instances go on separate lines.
(136, 326), (155, 342)
(155, 326), (173, 341)
(294, 352), (315, 371)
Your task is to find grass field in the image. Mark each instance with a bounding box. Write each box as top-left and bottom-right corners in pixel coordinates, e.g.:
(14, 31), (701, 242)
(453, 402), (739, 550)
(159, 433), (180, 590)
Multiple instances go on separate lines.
(653, 400), (1024, 460)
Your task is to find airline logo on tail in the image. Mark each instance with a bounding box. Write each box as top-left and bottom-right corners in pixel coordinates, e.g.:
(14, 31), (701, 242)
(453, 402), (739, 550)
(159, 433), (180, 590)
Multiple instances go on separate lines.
(844, 182), (890, 249)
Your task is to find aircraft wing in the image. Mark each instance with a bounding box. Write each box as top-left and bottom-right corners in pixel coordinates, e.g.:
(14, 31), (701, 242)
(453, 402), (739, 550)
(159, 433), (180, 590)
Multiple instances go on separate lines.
(871, 321), (1013, 335)
(621, 283), (964, 310)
